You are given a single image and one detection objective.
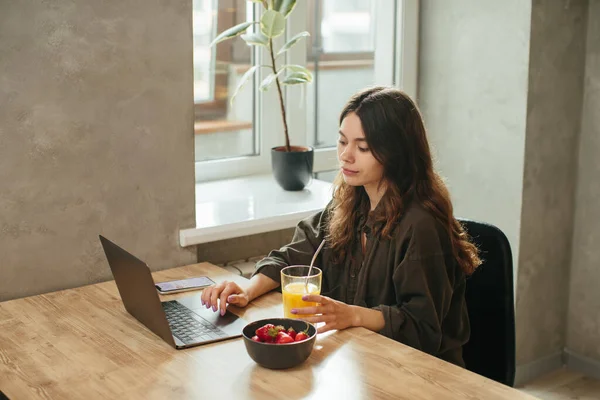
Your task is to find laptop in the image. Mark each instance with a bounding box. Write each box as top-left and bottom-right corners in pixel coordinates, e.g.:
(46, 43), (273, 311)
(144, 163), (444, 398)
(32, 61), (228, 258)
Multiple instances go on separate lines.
(99, 235), (248, 349)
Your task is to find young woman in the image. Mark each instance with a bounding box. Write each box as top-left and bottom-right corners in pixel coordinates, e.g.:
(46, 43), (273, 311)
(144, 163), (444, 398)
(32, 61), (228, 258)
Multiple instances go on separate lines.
(201, 86), (481, 367)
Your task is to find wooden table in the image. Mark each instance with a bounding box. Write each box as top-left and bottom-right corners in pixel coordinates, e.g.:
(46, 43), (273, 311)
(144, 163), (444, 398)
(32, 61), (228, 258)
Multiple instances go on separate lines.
(0, 262), (537, 400)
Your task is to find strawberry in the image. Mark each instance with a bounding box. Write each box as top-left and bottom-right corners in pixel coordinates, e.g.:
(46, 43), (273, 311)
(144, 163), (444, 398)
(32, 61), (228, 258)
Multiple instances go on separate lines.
(275, 331), (294, 344)
(294, 322), (311, 342)
(274, 325), (285, 333)
(255, 323), (280, 342)
(287, 327), (296, 340)
(251, 335), (261, 342)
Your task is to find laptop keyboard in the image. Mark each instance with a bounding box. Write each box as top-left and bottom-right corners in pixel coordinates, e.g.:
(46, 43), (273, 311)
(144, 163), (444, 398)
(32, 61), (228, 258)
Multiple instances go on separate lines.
(161, 301), (228, 345)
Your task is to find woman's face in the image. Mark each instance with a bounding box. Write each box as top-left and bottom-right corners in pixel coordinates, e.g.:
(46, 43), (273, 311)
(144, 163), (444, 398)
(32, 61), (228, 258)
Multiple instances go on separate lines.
(337, 112), (385, 188)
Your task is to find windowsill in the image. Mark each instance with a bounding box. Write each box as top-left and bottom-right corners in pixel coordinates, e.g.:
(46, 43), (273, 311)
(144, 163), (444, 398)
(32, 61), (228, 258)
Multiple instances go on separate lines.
(179, 174), (333, 247)
(194, 120), (252, 135)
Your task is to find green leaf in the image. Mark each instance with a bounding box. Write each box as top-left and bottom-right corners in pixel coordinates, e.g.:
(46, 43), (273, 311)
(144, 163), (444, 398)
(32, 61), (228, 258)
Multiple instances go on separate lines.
(281, 64), (310, 74)
(261, 10), (285, 38)
(281, 71), (312, 85)
(276, 31), (309, 57)
(281, 76), (310, 85)
(241, 31), (269, 46)
(230, 65), (260, 104)
(274, 0), (296, 17)
(259, 70), (284, 91)
(280, 64), (312, 81)
(257, 63), (312, 92)
(210, 22), (255, 47)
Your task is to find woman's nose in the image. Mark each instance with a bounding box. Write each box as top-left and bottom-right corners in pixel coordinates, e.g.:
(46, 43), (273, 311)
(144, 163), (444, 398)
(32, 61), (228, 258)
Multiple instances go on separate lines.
(339, 147), (353, 163)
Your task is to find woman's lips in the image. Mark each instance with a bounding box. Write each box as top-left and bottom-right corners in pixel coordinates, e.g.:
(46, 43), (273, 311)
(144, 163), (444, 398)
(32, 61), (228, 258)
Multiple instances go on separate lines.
(342, 167), (358, 176)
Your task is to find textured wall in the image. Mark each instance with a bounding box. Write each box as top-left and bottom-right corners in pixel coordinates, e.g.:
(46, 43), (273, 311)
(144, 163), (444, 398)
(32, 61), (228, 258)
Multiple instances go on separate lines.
(567, 0), (600, 361)
(197, 228), (295, 265)
(515, 0), (588, 366)
(0, 0), (197, 301)
(418, 0), (531, 278)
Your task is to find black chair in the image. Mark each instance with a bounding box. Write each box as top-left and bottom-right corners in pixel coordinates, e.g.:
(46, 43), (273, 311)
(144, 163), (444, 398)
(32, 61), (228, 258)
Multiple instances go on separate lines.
(459, 218), (516, 387)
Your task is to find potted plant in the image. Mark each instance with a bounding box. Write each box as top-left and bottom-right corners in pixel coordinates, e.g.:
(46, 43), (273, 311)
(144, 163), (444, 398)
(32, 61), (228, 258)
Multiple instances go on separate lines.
(210, 0), (314, 191)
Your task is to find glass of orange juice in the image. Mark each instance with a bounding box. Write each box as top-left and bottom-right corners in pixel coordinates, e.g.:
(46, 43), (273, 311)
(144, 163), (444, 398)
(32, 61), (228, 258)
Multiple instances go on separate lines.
(280, 265), (322, 319)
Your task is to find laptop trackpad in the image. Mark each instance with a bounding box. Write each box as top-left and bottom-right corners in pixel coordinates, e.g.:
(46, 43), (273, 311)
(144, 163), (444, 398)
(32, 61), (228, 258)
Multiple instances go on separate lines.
(176, 296), (246, 333)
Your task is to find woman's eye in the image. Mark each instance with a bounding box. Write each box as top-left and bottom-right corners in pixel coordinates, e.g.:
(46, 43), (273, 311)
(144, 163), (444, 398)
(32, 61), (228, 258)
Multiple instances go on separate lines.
(358, 147), (369, 152)
(338, 140), (347, 145)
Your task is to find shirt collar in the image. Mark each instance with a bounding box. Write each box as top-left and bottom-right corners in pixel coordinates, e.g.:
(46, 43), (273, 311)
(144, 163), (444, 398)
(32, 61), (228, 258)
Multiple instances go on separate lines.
(357, 198), (386, 236)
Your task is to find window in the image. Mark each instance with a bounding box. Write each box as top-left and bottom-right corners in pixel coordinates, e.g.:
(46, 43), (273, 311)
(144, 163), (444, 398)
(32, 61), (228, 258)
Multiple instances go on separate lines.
(193, 0), (419, 182)
(193, 0), (256, 163)
(307, 0), (375, 58)
(192, 0), (215, 104)
(306, 0), (376, 149)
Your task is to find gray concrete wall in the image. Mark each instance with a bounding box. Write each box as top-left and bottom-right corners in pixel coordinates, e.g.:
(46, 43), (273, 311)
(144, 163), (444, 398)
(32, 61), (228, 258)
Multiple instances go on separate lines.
(196, 228), (294, 266)
(417, 0), (531, 283)
(516, 0), (588, 366)
(567, 0), (600, 362)
(0, 0), (197, 301)
(418, 0), (591, 371)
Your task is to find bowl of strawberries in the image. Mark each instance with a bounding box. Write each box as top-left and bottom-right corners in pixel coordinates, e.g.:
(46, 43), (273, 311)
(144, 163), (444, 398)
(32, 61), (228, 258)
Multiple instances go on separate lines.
(242, 318), (317, 369)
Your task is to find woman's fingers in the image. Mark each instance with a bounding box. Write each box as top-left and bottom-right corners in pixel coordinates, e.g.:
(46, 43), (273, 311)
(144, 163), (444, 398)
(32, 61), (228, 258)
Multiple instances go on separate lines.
(209, 282), (225, 312)
(200, 281), (247, 313)
(317, 323), (335, 334)
(300, 314), (335, 324)
(291, 306), (323, 315)
(292, 301), (335, 316)
(201, 286), (212, 307)
(219, 283), (240, 316)
(301, 294), (328, 304)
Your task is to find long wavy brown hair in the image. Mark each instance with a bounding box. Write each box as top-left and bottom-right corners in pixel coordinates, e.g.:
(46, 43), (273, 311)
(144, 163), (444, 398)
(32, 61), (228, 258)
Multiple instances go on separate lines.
(327, 87), (481, 275)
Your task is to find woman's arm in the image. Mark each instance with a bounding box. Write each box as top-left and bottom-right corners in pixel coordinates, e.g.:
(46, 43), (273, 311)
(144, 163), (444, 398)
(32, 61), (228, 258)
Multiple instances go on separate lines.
(297, 255), (455, 345)
(374, 220), (460, 356)
(245, 273), (280, 302)
(292, 295), (386, 334)
(297, 219), (460, 354)
(204, 206), (331, 315)
(351, 305), (386, 332)
(202, 273), (280, 314)
(252, 206), (330, 285)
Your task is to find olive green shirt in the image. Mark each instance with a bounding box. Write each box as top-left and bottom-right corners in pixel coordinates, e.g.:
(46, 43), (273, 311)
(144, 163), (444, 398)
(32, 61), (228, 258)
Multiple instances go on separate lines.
(253, 202), (470, 367)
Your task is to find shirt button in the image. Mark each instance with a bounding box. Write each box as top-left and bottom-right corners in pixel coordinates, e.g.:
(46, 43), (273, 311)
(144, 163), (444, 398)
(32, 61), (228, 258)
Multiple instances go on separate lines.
(351, 272), (356, 278)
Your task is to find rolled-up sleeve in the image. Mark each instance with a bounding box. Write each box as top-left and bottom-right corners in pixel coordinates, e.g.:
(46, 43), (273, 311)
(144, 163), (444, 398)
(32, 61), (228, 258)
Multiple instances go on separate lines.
(252, 207), (329, 285)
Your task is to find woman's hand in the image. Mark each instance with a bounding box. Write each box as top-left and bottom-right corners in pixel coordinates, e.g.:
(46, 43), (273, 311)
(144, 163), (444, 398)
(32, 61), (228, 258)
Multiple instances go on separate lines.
(201, 281), (249, 316)
(291, 294), (360, 334)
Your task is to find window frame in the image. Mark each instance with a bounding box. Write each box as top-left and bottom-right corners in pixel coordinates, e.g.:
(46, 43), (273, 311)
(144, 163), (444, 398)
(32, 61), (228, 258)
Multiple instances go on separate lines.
(194, 0), (420, 183)
(305, 0), (375, 63)
(194, 0), (236, 121)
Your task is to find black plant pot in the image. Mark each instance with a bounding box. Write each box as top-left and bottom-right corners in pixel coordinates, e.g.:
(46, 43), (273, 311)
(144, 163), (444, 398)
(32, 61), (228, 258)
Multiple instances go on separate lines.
(271, 146), (314, 191)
